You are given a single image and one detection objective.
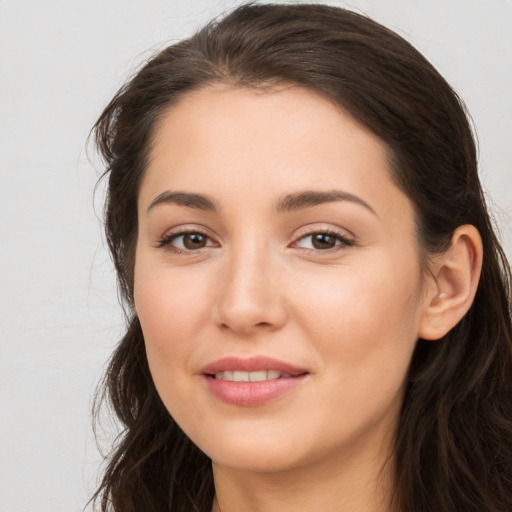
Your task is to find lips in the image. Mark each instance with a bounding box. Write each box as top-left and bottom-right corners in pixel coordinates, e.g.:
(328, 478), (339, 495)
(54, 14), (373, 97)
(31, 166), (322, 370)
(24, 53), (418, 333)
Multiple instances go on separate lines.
(213, 369), (292, 382)
(202, 355), (307, 376)
(201, 356), (308, 406)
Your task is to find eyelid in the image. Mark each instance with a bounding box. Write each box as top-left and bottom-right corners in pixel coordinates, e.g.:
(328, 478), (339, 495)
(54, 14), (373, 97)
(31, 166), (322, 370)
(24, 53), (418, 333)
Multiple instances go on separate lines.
(290, 225), (356, 252)
(153, 224), (355, 254)
(155, 225), (220, 252)
(291, 224), (354, 241)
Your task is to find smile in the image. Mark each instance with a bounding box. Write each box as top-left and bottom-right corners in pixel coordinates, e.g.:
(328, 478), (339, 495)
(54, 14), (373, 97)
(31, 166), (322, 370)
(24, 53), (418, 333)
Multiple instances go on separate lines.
(202, 356), (308, 406)
(214, 370), (292, 381)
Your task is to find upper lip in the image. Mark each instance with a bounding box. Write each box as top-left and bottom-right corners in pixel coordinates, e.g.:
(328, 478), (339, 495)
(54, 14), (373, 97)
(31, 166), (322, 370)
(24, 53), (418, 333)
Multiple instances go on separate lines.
(201, 356), (308, 376)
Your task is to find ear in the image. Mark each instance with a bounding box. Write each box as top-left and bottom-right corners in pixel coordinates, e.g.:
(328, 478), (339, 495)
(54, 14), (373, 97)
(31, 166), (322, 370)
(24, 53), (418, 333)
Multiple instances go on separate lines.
(418, 225), (483, 341)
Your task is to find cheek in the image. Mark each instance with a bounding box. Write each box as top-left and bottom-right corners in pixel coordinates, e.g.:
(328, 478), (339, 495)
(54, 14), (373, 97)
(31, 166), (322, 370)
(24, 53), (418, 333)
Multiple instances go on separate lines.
(287, 261), (422, 445)
(297, 262), (419, 332)
(133, 264), (215, 430)
(133, 262), (213, 382)
(292, 256), (423, 382)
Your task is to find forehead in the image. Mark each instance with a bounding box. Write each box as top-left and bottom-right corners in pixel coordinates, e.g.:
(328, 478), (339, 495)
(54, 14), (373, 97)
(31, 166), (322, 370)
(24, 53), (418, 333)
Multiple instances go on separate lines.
(149, 84), (385, 166)
(140, 85), (410, 222)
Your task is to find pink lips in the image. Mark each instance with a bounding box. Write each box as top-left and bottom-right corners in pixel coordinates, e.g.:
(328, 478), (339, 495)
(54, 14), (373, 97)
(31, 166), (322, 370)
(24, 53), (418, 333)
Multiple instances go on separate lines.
(201, 356), (308, 407)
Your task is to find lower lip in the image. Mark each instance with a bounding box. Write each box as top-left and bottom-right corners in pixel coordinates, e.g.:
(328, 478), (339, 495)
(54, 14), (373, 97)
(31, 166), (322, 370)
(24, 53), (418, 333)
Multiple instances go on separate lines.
(203, 375), (307, 407)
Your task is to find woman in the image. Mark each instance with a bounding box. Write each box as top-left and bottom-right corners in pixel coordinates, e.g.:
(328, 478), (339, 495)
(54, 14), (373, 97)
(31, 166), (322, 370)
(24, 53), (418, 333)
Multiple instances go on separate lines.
(91, 3), (512, 511)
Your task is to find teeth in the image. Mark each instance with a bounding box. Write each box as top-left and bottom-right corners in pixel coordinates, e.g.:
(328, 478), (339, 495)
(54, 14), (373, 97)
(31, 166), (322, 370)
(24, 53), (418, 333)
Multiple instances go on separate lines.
(249, 370), (267, 382)
(214, 370), (292, 382)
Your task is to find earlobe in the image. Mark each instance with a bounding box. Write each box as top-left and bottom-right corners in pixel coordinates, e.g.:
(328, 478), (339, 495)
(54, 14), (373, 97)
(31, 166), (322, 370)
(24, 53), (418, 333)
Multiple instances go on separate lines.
(418, 225), (483, 341)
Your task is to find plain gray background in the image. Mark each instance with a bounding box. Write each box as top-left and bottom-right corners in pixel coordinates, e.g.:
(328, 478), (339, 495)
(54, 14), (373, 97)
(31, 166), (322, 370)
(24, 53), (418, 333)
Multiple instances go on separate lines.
(1, 1), (511, 510)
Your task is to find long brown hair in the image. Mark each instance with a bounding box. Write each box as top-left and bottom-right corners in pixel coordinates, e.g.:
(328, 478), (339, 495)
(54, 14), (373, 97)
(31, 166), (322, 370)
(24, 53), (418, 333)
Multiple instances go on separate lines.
(91, 3), (512, 511)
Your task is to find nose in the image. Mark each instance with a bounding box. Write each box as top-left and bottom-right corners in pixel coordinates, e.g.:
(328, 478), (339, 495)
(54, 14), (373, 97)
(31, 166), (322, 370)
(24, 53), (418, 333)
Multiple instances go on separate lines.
(213, 245), (288, 336)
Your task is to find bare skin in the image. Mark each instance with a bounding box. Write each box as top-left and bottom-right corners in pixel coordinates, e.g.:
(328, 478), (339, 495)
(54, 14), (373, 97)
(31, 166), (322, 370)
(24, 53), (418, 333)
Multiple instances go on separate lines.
(134, 85), (482, 512)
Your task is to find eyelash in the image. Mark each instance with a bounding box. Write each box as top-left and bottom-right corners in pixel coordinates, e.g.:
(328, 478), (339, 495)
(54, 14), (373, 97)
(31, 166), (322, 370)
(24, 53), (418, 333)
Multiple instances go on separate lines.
(155, 229), (216, 253)
(292, 230), (354, 252)
(155, 229), (354, 254)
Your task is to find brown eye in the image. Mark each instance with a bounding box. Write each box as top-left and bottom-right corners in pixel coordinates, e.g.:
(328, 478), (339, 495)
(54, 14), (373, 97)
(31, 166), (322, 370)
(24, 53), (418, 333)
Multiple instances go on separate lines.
(311, 233), (338, 249)
(160, 231), (216, 251)
(294, 231), (353, 251)
(182, 232), (207, 249)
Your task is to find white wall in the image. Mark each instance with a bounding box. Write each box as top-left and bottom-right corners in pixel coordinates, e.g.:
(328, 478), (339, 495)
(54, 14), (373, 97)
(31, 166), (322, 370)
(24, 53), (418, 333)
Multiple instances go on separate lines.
(0, 1), (510, 510)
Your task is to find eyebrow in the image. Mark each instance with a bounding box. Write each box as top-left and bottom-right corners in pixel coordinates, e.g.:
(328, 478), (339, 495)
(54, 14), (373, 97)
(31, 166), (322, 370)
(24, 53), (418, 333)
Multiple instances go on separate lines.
(146, 189), (376, 216)
(276, 190), (377, 216)
(147, 191), (218, 213)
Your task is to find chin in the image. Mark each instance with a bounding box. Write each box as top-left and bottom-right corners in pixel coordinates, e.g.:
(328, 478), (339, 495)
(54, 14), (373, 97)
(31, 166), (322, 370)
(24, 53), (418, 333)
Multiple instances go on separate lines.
(191, 423), (309, 474)
(210, 445), (305, 474)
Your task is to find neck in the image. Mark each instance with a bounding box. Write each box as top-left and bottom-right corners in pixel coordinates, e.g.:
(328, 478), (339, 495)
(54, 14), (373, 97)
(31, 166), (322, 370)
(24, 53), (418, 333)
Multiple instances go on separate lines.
(211, 435), (397, 512)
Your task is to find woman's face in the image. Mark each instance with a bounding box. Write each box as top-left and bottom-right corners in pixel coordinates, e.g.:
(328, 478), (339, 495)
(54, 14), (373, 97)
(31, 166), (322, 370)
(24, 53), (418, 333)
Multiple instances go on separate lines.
(134, 86), (432, 474)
